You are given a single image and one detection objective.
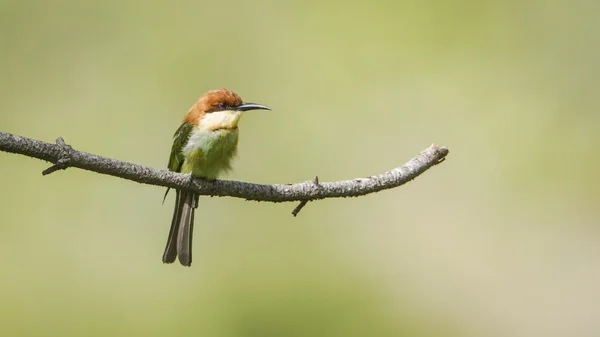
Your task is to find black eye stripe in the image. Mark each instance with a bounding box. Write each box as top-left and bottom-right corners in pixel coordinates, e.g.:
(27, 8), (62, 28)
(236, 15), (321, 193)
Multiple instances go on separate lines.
(207, 102), (231, 113)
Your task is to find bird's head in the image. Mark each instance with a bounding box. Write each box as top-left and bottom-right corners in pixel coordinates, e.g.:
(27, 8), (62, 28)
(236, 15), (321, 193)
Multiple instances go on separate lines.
(184, 89), (271, 131)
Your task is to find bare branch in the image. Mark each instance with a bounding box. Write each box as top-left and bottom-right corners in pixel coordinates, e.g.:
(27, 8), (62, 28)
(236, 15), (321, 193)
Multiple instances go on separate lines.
(0, 131), (449, 203)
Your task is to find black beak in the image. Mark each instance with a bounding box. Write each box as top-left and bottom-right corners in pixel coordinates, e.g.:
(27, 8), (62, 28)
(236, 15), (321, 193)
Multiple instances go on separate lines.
(235, 102), (271, 111)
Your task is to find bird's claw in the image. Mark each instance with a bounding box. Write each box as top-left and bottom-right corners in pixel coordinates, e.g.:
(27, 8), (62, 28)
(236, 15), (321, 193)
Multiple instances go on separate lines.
(209, 179), (218, 197)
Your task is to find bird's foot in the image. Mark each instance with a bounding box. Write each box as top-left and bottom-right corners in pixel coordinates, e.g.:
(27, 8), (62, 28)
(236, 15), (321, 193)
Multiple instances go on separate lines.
(186, 175), (218, 197)
(186, 173), (195, 188)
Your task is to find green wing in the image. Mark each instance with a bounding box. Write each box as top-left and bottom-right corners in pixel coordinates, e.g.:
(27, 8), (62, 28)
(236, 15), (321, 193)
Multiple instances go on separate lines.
(163, 122), (193, 203)
(168, 122), (194, 173)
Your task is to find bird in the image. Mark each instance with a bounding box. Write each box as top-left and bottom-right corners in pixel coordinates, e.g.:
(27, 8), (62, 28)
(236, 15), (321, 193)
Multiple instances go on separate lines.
(162, 88), (271, 266)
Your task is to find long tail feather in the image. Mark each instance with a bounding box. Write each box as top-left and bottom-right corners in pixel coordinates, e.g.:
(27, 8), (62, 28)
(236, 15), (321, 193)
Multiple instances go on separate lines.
(162, 190), (183, 263)
(177, 192), (196, 266)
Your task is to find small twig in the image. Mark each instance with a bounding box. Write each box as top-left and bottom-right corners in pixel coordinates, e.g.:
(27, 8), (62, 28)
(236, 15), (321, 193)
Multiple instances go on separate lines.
(291, 200), (308, 217)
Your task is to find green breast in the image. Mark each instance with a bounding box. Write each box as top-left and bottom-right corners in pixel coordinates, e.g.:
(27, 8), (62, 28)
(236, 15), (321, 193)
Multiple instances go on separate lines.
(181, 128), (239, 179)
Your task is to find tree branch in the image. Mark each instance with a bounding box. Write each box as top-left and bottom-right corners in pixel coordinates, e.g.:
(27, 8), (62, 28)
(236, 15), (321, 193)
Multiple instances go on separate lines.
(0, 131), (449, 207)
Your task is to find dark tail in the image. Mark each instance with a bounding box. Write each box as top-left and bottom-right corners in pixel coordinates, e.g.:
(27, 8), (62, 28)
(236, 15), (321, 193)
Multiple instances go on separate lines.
(162, 190), (198, 266)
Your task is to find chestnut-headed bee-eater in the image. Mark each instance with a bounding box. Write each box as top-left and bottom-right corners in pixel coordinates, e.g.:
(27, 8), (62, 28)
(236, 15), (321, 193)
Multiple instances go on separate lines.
(162, 89), (271, 266)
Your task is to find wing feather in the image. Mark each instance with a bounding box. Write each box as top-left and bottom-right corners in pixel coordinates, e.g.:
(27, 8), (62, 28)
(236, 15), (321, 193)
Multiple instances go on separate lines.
(163, 122), (194, 202)
(168, 122), (194, 173)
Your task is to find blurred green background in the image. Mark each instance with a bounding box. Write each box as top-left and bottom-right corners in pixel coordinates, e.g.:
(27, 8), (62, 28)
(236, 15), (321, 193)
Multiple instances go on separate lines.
(1, 0), (599, 336)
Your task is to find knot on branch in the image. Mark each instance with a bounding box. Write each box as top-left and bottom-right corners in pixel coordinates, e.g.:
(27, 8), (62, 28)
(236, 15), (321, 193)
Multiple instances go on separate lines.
(42, 137), (74, 176)
(292, 176), (320, 217)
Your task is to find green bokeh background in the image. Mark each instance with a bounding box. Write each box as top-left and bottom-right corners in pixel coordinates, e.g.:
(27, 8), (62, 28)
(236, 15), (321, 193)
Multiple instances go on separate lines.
(1, 1), (599, 336)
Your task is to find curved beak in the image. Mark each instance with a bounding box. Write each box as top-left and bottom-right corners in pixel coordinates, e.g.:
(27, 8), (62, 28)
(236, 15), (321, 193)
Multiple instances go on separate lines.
(235, 102), (271, 111)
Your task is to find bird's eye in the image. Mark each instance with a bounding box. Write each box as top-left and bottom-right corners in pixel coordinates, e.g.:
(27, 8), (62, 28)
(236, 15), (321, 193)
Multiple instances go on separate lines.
(218, 102), (227, 109)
